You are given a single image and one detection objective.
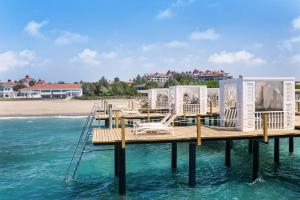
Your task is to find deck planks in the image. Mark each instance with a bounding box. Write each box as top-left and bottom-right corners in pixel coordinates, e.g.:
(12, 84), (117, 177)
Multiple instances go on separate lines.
(92, 125), (300, 145)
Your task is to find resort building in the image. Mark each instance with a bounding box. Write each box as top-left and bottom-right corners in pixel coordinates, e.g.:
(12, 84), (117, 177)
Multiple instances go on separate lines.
(185, 69), (232, 81)
(143, 72), (171, 83)
(19, 83), (82, 98)
(219, 77), (295, 132)
(0, 80), (16, 98)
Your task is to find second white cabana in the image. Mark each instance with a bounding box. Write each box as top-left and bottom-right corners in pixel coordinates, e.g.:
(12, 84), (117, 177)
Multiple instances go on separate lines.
(148, 88), (170, 109)
(219, 77), (295, 132)
(169, 85), (207, 115)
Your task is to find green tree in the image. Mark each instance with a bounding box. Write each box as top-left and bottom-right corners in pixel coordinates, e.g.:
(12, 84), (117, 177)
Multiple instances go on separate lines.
(164, 77), (179, 87)
(13, 84), (27, 91)
(145, 81), (159, 89)
(114, 77), (120, 82)
(133, 74), (146, 84)
(98, 76), (109, 88)
(197, 80), (219, 88)
(29, 79), (36, 86)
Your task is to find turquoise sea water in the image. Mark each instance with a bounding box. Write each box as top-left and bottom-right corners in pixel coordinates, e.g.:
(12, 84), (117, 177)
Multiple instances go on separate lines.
(0, 117), (300, 200)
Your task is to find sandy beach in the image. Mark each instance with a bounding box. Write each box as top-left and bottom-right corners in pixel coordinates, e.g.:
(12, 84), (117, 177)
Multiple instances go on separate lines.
(0, 100), (99, 116)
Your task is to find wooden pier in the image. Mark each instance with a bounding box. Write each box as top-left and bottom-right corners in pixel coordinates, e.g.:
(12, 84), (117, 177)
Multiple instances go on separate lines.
(92, 116), (300, 195)
(93, 126), (300, 144)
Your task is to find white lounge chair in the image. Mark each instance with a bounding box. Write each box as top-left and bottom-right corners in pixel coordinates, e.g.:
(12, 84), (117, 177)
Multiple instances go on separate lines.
(133, 113), (171, 128)
(133, 114), (176, 135)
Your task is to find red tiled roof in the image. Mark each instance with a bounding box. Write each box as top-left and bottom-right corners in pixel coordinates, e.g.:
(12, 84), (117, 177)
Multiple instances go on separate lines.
(0, 82), (16, 87)
(29, 84), (82, 89)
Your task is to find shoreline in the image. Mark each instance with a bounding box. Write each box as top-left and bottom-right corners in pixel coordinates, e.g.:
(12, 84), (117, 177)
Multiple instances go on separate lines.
(0, 113), (88, 118)
(0, 99), (98, 117)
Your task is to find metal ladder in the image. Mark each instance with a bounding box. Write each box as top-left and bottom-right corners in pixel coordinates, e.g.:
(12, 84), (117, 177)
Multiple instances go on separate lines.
(64, 104), (99, 182)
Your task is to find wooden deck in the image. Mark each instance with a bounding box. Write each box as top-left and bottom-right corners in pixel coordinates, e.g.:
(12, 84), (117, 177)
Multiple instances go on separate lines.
(92, 126), (300, 145)
(95, 112), (219, 120)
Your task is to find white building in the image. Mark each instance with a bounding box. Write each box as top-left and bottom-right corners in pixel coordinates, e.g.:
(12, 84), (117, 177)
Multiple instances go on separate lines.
(169, 85), (207, 115)
(20, 84), (82, 98)
(143, 72), (170, 83)
(148, 88), (169, 109)
(0, 81), (16, 98)
(219, 77), (295, 132)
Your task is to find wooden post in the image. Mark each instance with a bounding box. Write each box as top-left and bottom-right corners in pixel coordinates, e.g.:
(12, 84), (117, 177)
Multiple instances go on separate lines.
(252, 139), (259, 181)
(171, 142), (177, 171)
(189, 143), (196, 187)
(147, 105), (150, 122)
(289, 137), (294, 153)
(274, 138), (279, 164)
(183, 104), (186, 117)
(114, 143), (120, 177)
(119, 143), (126, 195)
(115, 111), (119, 128)
(197, 115), (202, 146)
(263, 113), (268, 143)
(108, 104), (113, 129)
(119, 116), (126, 195)
(209, 100), (213, 115)
(225, 139), (231, 167)
(104, 100), (107, 114)
(248, 139), (253, 154)
(104, 119), (109, 128)
(121, 117), (125, 149)
(298, 102), (300, 113)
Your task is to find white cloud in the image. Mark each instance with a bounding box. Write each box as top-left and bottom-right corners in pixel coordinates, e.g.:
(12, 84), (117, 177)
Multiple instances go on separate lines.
(292, 16), (300, 30)
(279, 35), (300, 51)
(72, 49), (101, 65)
(208, 50), (265, 64)
(291, 53), (300, 63)
(101, 51), (118, 59)
(121, 57), (134, 65)
(165, 40), (187, 48)
(190, 29), (220, 40)
(141, 43), (159, 52)
(156, 8), (173, 19)
(24, 20), (48, 38)
(0, 50), (36, 72)
(156, 0), (194, 19)
(55, 32), (88, 45)
(72, 49), (118, 65)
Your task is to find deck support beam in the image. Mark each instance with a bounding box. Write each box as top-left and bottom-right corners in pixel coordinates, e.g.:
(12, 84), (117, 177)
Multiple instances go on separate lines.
(104, 119), (109, 128)
(274, 138), (280, 165)
(108, 104), (113, 129)
(189, 143), (196, 187)
(225, 139), (231, 167)
(118, 144), (126, 195)
(114, 143), (120, 177)
(171, 142), (177, 171)
(248, 139), (253, 154)
(289, 137), (294, 153)
(252, 139), (259, 181)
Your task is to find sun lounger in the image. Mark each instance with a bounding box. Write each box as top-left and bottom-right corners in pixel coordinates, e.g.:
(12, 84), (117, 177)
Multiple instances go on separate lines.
(133, 114), (176, 135)
(133, 113), (171, 128)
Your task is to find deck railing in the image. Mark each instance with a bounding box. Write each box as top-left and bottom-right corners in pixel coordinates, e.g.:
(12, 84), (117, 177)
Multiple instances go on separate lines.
(255, 111), (284, 130)
(184, 104), (201, 115)
(156, 101), (169, 109)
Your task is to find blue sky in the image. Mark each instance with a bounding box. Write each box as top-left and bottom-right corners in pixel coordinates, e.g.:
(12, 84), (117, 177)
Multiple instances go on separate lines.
(0, 0), (300, 82)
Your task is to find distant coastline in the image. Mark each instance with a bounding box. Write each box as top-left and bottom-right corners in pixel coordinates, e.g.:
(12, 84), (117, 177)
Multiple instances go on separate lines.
(0, 99), (98, 117)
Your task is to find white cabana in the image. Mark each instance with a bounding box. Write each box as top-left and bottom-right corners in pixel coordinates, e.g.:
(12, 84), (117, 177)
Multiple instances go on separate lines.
(169, 85), (207, 115)
(219, 77), (295, 131)
(148, 88), (169, 109)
